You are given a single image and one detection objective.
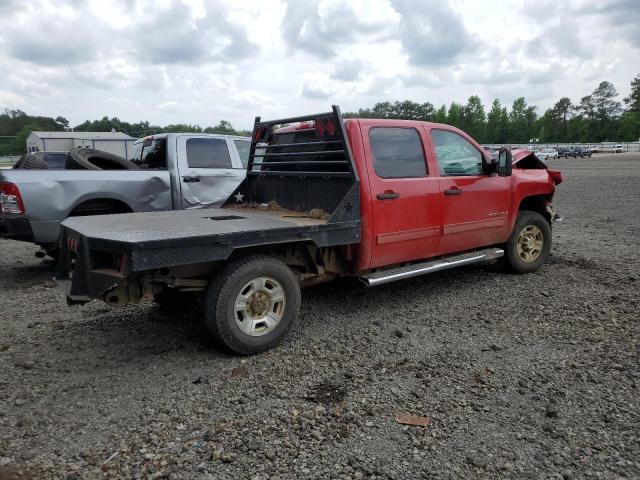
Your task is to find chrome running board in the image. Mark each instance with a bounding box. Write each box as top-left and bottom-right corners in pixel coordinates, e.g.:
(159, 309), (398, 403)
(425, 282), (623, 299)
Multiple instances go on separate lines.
(360, 248), (504, 287)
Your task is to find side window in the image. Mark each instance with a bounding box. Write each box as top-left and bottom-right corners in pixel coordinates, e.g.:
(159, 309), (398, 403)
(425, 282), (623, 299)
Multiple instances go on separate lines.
(234, 140), (251, 168)
(369, 127), (427, 178)
(130, 142), (143, 163)
(134, 138), (167, 169)
(431, 130), (484, 176)
(186, 138), (232, 169)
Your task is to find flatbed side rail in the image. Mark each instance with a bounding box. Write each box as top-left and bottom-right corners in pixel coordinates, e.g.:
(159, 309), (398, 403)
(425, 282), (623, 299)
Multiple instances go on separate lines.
(223, 105), (360, 224)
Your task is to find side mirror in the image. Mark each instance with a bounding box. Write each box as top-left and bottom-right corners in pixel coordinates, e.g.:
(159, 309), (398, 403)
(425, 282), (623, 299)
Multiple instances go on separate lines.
(498, 147), (512, 176)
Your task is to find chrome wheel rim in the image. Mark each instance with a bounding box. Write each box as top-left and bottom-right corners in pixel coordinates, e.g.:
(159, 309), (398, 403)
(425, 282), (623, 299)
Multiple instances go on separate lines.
(516, 225), (544, 263)
(234, 276), (286, 336)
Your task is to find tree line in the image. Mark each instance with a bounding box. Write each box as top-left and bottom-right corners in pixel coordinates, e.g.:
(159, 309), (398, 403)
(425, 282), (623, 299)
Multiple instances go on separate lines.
(1, 74), (639, 156)
(0, 113), (250, 156)
(345, 75), (640, 144)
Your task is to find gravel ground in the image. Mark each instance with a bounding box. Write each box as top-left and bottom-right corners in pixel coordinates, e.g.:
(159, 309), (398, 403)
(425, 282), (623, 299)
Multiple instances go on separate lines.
(1, 155), (639, 480)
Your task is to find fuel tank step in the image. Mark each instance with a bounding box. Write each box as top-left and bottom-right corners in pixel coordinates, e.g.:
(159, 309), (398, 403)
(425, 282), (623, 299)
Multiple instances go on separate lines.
(360, 248), (504, 287)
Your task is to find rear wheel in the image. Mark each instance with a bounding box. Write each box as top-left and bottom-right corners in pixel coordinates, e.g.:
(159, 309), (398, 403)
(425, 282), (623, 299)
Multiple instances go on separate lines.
(503, 211), (551, 273)
(203, 255), (300, 355)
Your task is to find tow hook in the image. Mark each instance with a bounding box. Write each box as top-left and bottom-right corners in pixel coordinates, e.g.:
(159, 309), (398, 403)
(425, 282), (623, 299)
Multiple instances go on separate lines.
(546, 204), (563, 223)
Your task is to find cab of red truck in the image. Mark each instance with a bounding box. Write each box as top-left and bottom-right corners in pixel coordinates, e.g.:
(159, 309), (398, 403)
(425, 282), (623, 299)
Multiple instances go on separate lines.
(55, 106), (561, 354)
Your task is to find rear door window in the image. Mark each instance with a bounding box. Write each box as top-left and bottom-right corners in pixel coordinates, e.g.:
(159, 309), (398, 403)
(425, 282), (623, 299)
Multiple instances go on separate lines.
(234, 140), (251, 168)
(133, 138), (167, 169)
(130, 142), (143, 163)
(369, 127), (427, 178)
(186, 138), (232, 168)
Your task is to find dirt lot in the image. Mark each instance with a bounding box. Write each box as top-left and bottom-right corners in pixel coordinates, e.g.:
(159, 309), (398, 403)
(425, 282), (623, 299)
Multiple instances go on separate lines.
(1, 155), (639, 479)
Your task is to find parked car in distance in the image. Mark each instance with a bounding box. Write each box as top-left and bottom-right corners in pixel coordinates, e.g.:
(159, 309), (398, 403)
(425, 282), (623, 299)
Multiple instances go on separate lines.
(574, 147), (592, 158)
(589, 145), (600, 153)
(55, 105), (563, 355)
(0, 133), (250, 257)
(612, 144), (623, 153)
(557, 147), (577, 158)
(536, 148), (559, 161)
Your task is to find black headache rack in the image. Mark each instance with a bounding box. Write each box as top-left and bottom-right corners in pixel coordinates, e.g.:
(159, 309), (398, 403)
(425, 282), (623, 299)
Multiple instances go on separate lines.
(56, 106), (361, 303)
(223, 105), (360, 219)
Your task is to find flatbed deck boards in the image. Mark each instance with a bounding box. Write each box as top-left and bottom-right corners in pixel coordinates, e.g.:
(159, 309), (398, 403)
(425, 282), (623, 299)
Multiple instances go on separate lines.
(62, 208), (328, 246)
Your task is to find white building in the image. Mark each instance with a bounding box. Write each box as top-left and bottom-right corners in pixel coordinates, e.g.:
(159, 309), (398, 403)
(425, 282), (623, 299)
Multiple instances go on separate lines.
(26, 131), (136, 159)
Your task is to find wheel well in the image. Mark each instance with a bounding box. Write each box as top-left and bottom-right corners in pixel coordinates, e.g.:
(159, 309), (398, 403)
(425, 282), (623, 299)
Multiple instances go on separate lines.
(228, 242), (346, 276)
(69, 198), (133, 217)
(518, 195), (551, 223)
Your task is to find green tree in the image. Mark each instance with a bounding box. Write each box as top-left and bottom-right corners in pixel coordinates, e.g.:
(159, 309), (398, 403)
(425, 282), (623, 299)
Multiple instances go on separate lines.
(14, 124), (40, 154)
(462, 95), (486, 142)
(580, 81), (622, 141)
(509, 97), (537, 143)
(542, 97), (573, 141)
(204, 120), (248, 136)
(624, 74), (640, 114)
(618, 111), (640, 141)
(447, 102), (464, 128)
(486, 99), (509, 144)
(432, 104), (447, 124)
(55, 116), (69, 131)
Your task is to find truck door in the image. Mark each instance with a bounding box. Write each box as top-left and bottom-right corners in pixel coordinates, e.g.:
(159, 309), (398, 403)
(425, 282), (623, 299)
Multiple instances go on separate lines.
(428, 128), (510, 255)
(176, 136), (245, 209)
(364, 126), (442, 268)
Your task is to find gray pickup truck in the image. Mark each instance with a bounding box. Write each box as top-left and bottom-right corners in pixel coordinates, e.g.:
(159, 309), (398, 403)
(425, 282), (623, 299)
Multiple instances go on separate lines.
(0, 133), (250, 256)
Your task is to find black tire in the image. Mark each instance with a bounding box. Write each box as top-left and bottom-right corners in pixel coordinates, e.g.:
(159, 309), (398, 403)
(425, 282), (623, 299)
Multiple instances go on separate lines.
(503, 211), (552, 274)
(12, 154), (26, 169)
(14, 153), (48, 170)
(66, 147), (139, 170)
(203, 255), (301, 355)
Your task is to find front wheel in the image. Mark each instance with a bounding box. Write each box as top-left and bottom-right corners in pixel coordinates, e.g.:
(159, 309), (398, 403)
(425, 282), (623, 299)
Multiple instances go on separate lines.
(204, 255), (301, 355)
(503, 211), (552, 273)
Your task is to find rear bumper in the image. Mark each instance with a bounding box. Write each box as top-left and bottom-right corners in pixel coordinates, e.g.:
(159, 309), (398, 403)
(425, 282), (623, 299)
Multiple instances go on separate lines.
(55, 227), (124, 305)
(0, 215), (35, 241)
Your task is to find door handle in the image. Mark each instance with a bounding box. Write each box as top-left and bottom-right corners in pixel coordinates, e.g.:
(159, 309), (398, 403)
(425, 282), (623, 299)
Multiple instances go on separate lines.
(444, 188), (463, 196)
(377, 192), (400, 200)
(183, 176), (200, 183)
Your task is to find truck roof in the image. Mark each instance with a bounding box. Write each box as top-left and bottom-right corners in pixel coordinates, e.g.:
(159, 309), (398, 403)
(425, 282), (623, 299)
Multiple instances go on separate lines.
(133, 132), (250, 144)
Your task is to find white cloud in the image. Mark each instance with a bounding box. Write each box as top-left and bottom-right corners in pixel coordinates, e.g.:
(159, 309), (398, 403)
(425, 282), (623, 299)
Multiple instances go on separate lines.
(0, 0), (637, 129)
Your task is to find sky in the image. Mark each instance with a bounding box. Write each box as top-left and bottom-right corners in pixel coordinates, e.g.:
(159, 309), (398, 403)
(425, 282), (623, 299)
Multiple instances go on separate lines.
(0, 0), (638, 130)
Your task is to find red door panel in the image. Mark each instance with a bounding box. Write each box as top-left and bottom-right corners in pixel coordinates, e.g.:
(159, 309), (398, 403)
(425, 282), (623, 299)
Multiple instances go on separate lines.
(437, 175), (510, 255)
(363, 125), (442, 268)
(426, 127), (511, 255)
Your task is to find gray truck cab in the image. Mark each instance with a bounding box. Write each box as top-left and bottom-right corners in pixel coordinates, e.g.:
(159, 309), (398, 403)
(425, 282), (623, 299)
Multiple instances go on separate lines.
(130, 133), (251, 210)
(0, 133), (250, 255)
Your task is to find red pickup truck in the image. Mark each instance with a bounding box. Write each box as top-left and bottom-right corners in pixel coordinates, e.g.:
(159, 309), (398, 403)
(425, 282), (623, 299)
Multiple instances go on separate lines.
(56, 106), (561, 354)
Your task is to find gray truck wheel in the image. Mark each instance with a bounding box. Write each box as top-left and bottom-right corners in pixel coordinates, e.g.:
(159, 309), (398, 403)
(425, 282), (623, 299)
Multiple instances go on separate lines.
(204, 255), (301, 355)
(66, 148), (139, 170)
(503, 211), (552, 274)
